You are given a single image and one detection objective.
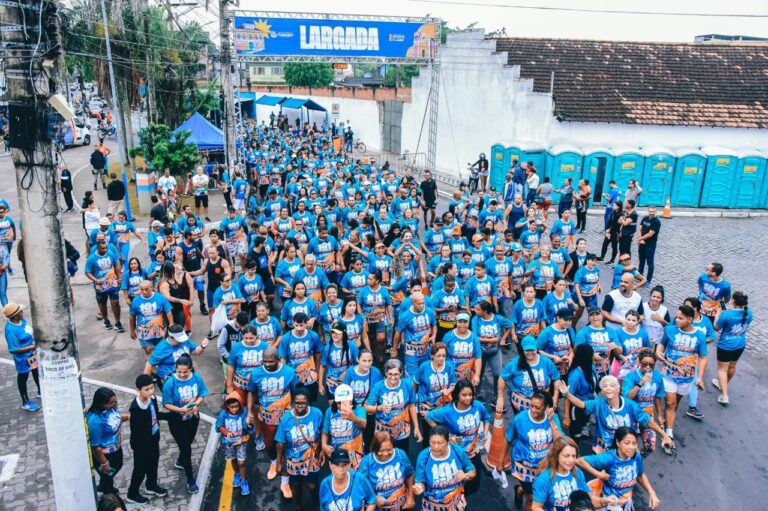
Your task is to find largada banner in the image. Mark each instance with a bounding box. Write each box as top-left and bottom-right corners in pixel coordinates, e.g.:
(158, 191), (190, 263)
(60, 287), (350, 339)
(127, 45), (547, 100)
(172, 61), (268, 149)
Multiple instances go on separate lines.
(233, 16), (437, 59)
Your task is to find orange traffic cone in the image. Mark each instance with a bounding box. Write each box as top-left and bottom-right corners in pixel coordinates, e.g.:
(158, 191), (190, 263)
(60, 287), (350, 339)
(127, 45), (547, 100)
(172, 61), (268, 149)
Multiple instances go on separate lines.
(482, 410), (511, 472)
(662, 197), (672, 219)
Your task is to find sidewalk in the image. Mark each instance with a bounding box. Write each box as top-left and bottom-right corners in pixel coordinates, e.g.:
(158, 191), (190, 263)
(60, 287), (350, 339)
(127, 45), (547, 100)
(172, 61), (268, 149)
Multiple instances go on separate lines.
(0, 362), (214, 511)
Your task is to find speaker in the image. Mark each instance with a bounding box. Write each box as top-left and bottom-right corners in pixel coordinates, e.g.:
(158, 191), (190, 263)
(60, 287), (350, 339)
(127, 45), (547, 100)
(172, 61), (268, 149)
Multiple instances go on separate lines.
(8, 102), (36, 150)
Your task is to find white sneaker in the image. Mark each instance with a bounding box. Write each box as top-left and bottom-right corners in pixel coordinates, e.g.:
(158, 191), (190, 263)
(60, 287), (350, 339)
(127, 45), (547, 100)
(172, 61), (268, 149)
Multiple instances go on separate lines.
(499, 470), (508, 489)
(717, 395), (729, 406)
(711, 378), (721, 390)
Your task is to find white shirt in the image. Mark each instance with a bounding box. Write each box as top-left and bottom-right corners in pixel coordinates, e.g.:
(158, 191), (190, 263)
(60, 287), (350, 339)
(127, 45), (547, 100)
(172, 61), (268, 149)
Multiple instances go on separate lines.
(604, 289), (643, 329)
(527, 173), (540, 190)
(158, 175), (176, 194)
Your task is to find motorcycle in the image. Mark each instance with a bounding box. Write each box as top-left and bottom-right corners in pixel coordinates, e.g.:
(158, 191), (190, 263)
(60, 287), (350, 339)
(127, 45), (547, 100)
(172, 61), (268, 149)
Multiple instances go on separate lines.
(97, 124), (116, 140)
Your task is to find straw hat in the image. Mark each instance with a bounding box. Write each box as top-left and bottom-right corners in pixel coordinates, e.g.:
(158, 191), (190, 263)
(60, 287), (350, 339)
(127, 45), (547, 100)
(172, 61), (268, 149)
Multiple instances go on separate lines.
(3, 303), (24, 319)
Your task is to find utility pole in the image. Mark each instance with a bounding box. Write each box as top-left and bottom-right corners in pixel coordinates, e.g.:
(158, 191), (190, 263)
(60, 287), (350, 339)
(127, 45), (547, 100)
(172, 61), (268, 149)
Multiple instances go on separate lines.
(219, 0), (236, 168)
(100, 0), (134, 221)
(2, 0), (97, 509)
(142, 0), (155, 124)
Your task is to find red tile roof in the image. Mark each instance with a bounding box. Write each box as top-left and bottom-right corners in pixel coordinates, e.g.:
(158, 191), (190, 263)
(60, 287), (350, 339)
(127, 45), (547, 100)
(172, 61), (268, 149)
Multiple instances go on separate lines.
(491, 37), (768, 128)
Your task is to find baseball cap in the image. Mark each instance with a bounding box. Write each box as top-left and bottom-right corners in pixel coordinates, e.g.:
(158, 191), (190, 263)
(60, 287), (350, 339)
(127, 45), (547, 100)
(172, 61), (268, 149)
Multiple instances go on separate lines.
(434, 218), (444, 225)
(99, 217), (110, 226)
(511, 242), (522, 252)
(588, 307), (602, 316)
(334, 384), (354, 402)
(521, 335), (537, 351)
(151, 220), (163, 228)
(456, 312), (470, 322)
(330, 322), (345, 335)
(330, 448), (351, 465)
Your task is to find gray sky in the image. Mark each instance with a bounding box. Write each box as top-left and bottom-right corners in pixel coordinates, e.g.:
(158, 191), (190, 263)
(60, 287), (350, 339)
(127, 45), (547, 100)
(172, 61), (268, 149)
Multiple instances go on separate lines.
(228, 0), (768, 42)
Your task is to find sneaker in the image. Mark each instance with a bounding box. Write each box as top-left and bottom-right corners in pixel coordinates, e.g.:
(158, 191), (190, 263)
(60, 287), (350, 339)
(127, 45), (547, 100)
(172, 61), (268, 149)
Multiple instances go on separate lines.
(233, 472), (241, 488)
(240, 480), (250, 496)
(145, 485), (168, 497)
(280, 482), (292, 499)
(254, 435), (265, 451)
(718, 395), (730, 406)
(103, 320), (113, 330)
(267, 464), (277, 481)
(662, 442), (677, 456)
(187, 481), (199, 494)
(114, 322), (125, 333)
(126, 494), (150, 505)
(686, 407), (704, 421)
(204, 216), (211, 222)
(200, 306), (208, 316)
(21, 401), (41, 412)
(207, 330), (216, 339)
(711, 378), (721, 391)
(36, 390), (41, 399)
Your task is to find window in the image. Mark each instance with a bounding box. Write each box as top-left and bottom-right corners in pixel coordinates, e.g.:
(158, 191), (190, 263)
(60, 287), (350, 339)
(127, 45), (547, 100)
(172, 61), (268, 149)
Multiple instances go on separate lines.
(271, 66), (282, 76)
(256, 67), (265, 75)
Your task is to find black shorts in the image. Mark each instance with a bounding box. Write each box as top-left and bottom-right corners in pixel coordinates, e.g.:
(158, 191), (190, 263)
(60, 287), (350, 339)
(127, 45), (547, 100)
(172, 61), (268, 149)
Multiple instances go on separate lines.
(422, 202), (436, 210)
(194, 195), (208, 209)
(717, 347), (744, 363)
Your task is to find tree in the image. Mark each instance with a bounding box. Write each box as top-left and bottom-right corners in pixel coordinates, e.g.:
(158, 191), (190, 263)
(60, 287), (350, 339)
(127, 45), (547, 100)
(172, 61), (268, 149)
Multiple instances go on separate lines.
(384, 65), (422, 87)
(283, 63), (335, 87)
(128, 124), (201, 176)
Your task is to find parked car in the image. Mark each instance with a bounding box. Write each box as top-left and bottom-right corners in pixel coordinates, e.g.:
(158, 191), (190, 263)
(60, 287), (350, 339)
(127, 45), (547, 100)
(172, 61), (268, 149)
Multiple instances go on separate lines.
(61, 117), (91, 147)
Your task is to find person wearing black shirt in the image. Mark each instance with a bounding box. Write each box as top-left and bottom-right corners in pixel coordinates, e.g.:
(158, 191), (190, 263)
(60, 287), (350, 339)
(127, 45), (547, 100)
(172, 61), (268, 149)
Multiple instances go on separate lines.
(90, 147), (107, 190)
(106, 173), (126, 217)
(419, 170), (438, 227)
(638, 206), (661, 286)
(58, 163), (74, 212)
(470, 152), (490, 192)
(598, 200), (622, 264)
(149, 195), (167, 225)
(618, 199), (639, 260)
(127, 374), (169, 504)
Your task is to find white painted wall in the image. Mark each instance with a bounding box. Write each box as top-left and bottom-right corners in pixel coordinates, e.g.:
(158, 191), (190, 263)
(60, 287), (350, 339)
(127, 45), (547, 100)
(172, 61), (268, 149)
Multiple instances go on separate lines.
(401, 30), (768, 179)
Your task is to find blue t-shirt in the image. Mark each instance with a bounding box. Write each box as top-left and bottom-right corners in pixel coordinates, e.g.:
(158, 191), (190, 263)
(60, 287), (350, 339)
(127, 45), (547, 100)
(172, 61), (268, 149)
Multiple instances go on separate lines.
(366, 379), (416, 441)
(443, 329), (482, 379)
(697, 274), (731, 315)
(415, 361), (457, 410)
(274, 258), (302, 298)
(500, 355), (560, 398)
(543, 291), (574, 324)
(414, 445), (475, 505)
(512, 299), (546, 337)
(465, 275), (497, 307)
(148, 338), (198, 379)
(247, 364), (297, 425)
(87, 408), (123, 453)
(280, 298), (318, 328)
(506, 409), (563, 469)
(237, 274), (264, 303)
(279, 329), (322, 385)
(4, 319), (37, 373)
(425, 401), (490, 451)
(397, 307), (436, 360)
(358, 449), (414, 505)
(318, 470), (377, 511)
(583, 397), (650, 448)
(471, 314), (512, 354)
(321, 341), (359, 389)
(212, 285), (245, 317)
(357, 285), (391, 323)
(566, 367), (597, 401)
(162, 372), (208, 421)
(582, 450), (644, 500)
(659, 324), (707, 384)
(215, 408), (252, 446)
(715, 309), (752, 351)
(129, 293), (172, 342)
(85, 251), (121, 293)
(574, 266), (601, 296)
(322, 405), (367, 456)
(249, 316), (283, 346)
(228, 341), (268, 390)
(532, 467), (589, 511)
(275, 407), (324, 474)
(340, 270), (369, 295)
(537, 325), (576, 360)
(621, 369), (665, 415)
(343, 365), (383, 407)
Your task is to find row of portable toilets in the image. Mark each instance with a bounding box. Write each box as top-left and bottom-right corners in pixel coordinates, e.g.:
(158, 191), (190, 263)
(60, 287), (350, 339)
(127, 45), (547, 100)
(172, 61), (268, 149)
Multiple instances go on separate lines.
(489, 144), (768, 208)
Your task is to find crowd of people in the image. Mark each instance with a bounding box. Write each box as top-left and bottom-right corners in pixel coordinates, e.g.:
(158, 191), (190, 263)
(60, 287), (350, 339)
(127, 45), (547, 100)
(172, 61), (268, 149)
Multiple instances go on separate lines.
(1, 119), (755, 511)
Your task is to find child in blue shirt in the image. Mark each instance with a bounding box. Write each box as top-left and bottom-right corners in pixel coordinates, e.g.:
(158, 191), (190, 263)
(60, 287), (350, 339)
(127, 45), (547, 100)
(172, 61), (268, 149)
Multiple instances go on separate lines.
(216, 393), (253, 495)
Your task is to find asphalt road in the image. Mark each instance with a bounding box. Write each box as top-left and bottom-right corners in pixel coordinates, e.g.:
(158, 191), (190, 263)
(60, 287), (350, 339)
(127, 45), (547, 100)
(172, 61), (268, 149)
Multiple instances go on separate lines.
(0, 143), (766, 511)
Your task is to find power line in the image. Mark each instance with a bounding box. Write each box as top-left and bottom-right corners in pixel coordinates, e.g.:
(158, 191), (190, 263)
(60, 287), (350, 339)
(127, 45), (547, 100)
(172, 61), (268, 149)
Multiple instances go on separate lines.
(411, 0), (768, 18)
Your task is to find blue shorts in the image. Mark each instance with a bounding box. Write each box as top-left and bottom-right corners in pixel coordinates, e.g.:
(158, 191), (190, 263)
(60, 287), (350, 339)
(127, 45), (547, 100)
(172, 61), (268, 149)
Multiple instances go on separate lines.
(369, 321), (387, 335)
(583, 294), (599, 308)
(193, 275), (205, 292)
(206, 290), (215, 308)
(139, 337), (162, 350)
(95, 290), (119, 304)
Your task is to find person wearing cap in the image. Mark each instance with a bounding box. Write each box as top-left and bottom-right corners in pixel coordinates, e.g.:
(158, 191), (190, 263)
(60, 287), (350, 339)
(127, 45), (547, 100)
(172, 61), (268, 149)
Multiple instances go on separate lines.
(321, 384), (367, 470)
(219, 207), (248, 271)
(88, 216), (120, 254)
(275, 387), (324, 503)
(445, 223), (468, 258)
(144, 323), (207, 384)
(86, 240), (124, 332)
(129, 279), (173, 355)
(468, 233), (490, 266)
(576, 307), (620, 379)
(216, 392), (253, 496)
(4, 303), (41, 412)
(319, 447), (377, 511)
(319, 322), (359, 399)
(497, 335), (561, 415)
(279, 312), (322, 402)
(538, 308), (577, 376)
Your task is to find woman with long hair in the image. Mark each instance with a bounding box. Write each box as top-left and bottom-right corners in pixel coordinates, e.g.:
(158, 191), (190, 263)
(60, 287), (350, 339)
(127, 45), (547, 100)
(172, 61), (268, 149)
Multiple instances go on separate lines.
(497, 336), (561, 415)
(158, 260), (193, 333)
(621, 348), (665, 456)
(564, 343), (597, 439)
(472, 300), (512, 403)
(611, 310), (651, 380)
(343, 349), (382, 447)
(121, 257), (146, 306)
(86, 387), (128, 494)
(338, 297), (369, 350)
(358, 431), (415, 510)
(531, 437), (597, 511)
(415, 343), (457, 447)
(577, 427), (661, 510)
(319, 323), (359, 400)
(598, 200), (622, 264)
(280, 280), (318, 331)
(712, 291), (752, 405)
(641, 285), (670, 344)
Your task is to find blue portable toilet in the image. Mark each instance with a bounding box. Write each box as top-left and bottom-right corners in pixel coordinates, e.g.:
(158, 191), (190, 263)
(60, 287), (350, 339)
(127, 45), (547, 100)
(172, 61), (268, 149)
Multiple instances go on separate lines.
(489, 144), (508, 192)
(519, 143), (547, 177)
(700, 147), (738, 208)
(546, 145), (583, 204)
(639, 147), (675, 207)
(610, 147), (644, 200)
(732, 149), (767, 209)
(582, 148), (615, 205)
(671, 149), (707, 207)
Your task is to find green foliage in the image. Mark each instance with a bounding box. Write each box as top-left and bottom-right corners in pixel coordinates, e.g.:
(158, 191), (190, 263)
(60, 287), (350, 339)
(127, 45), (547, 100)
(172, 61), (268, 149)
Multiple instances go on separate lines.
(129, 124), (201, 176)
(384, 65), (422, 87)
(283, 63), (335, 88)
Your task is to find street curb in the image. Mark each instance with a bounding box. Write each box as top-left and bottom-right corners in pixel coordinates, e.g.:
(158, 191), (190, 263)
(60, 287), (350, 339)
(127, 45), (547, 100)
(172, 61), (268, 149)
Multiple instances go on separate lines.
(0, 358), (217, 511)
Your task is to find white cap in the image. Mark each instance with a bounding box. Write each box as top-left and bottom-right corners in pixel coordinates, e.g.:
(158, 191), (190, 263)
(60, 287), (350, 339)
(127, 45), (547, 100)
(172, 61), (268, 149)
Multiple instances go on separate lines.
(334, 384), (354, 402)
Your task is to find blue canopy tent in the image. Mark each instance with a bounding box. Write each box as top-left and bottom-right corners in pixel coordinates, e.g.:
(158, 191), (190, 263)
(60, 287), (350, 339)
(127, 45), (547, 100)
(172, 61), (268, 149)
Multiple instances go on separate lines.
(280, 97), (329, 127)
(172, 112), (227, 151)
(255, 95), (287, 106)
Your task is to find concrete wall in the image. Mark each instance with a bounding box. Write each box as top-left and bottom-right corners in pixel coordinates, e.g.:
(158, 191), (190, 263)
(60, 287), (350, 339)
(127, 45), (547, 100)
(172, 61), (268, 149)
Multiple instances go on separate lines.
(401, 30), (768, 179)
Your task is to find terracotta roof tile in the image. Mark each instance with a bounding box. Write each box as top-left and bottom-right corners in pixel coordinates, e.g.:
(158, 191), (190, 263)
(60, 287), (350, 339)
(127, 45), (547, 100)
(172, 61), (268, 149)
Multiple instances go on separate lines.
(491, 37), (768, 128)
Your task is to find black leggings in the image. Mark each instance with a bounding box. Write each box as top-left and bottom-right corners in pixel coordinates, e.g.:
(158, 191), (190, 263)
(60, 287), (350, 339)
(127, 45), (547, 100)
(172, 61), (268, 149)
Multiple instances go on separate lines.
(576, 209), (587, 231)
(96, 448), (124, 493)
(600, 236), (618, 263)
(169, 415), (199, 482)
(17, 369), (40, 402)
